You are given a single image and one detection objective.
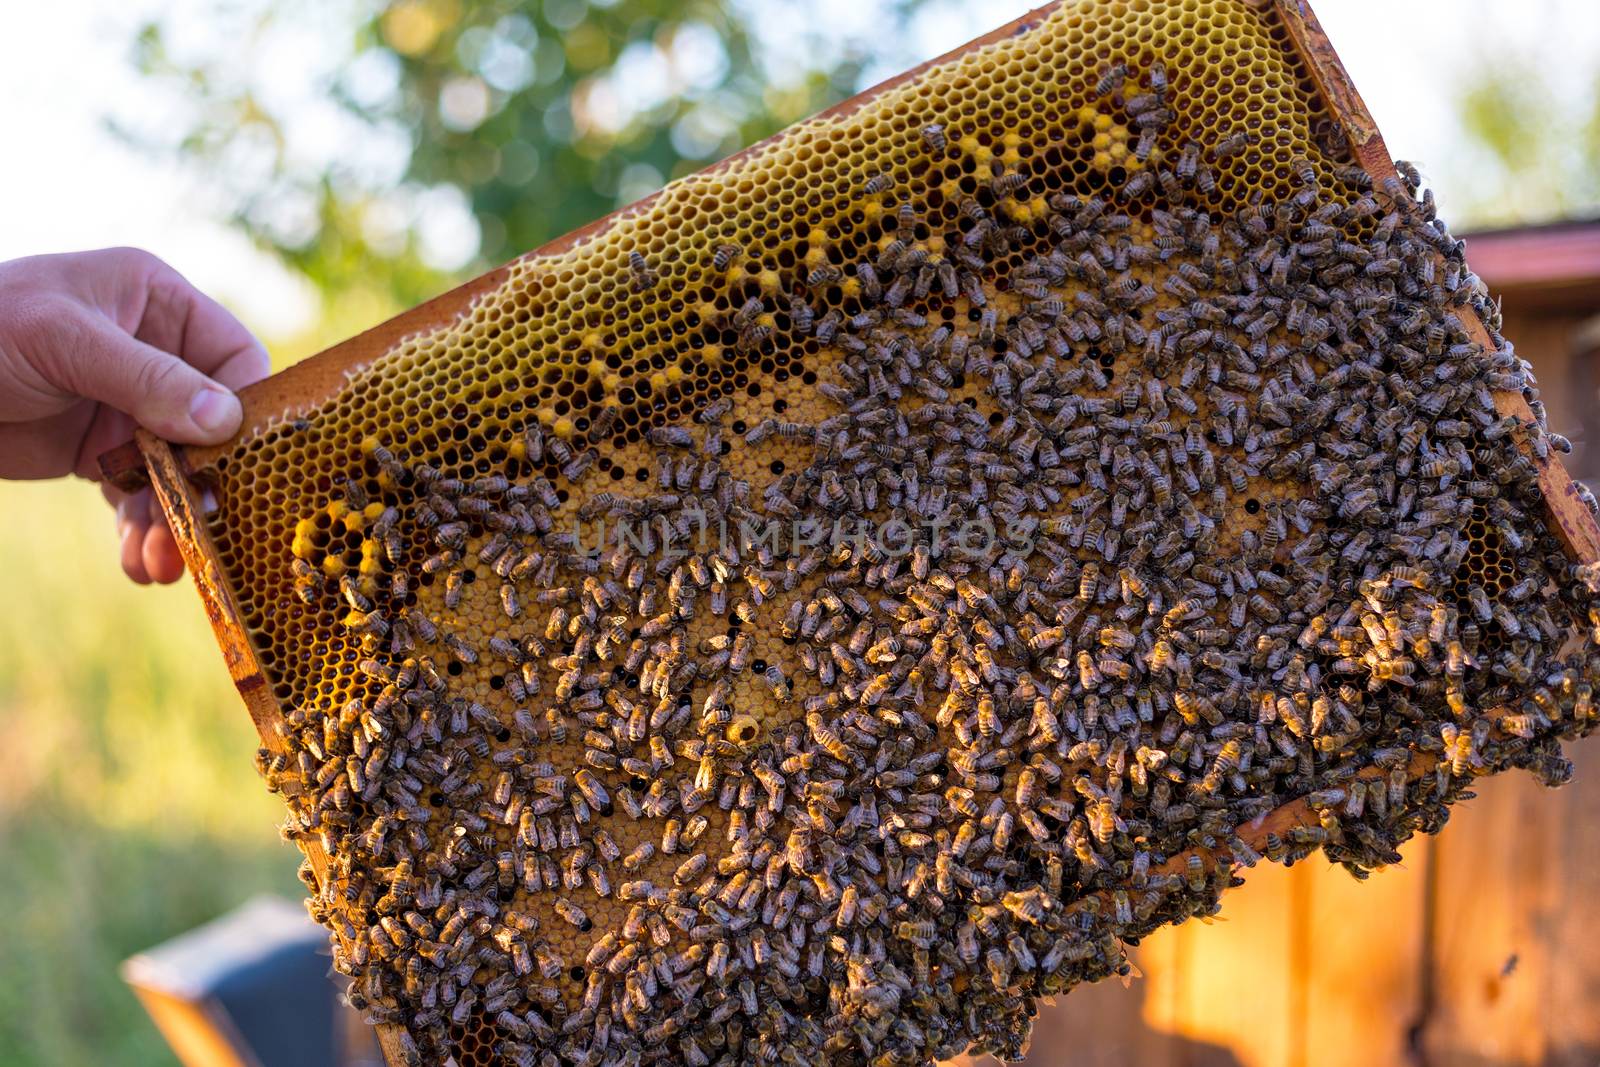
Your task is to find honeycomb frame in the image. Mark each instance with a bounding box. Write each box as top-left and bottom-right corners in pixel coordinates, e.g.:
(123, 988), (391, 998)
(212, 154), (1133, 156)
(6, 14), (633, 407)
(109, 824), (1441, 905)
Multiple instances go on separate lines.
(108, 2), (1600, 1064)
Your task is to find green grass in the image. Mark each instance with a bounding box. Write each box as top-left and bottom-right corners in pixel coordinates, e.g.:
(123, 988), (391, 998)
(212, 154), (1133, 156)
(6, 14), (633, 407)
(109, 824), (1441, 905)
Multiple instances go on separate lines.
(0, 478), (301, 1067)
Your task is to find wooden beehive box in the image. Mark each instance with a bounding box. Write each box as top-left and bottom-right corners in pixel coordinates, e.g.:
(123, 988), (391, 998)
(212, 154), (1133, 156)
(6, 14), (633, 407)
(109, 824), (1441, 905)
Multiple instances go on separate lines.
(103, 2), (1600, 1064)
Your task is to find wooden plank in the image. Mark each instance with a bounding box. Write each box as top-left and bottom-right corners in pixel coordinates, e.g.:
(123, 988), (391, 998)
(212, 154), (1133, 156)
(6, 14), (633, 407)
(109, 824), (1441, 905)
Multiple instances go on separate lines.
(1537, 735), (1600, 1066)
(1131, 927), (1185, 1067)
(1019, 977), (1164, 1067)
(1299, 847), (1428, 1067)
(1020, 749), (1579, 1067)
(1419, 769), (1559, 1066)
(1493, 310), (1593, 479)
(1143, 863), (1296, 1067)
(1006, 848), (1426, 1067)
(1497, 312), (1584, 444)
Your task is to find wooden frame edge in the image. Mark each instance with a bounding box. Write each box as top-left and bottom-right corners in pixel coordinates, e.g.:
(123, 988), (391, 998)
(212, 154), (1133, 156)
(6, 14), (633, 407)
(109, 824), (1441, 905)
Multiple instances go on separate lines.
(135, 431), (420, 1066)
(1275, 0), (1600, 567)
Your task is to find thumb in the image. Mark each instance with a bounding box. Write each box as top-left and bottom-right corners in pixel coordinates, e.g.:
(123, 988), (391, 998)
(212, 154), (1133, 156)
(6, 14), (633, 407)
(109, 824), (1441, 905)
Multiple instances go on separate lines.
(66, 310), (243, 445)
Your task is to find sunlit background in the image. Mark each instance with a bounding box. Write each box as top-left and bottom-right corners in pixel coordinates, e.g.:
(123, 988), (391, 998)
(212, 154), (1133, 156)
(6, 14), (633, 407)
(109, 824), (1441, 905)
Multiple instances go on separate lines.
(2, 2), (1599, 1065)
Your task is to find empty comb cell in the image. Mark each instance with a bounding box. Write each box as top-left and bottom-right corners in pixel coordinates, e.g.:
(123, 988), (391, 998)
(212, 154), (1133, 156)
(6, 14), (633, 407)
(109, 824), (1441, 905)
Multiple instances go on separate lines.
(107, 2), (1600, 1064)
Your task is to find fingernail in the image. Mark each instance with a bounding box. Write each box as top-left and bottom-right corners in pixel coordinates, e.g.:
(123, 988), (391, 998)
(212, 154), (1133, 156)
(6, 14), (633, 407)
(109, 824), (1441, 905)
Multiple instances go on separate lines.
(189, 386), (240, 435)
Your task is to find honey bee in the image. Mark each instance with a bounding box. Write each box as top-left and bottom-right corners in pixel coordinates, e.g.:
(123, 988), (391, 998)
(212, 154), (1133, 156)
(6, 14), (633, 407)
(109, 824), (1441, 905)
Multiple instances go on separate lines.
(1095, 61), (1128, 98)
(1210, 131), (1252, 163)
(623, 841), (655, 872)
(765, 665), (793, 702)
(991, 172), (1028, 199)
(627, 249), (658, 291)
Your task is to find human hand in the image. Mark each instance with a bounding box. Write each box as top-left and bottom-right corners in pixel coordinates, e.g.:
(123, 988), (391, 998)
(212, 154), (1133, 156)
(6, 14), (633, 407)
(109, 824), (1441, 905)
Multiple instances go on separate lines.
(0, 247), (269, 583)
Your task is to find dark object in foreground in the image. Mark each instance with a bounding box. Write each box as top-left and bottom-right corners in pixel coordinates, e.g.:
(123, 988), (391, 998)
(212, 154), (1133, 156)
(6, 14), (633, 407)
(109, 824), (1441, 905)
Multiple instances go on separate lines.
(122, 896), (381, 1067)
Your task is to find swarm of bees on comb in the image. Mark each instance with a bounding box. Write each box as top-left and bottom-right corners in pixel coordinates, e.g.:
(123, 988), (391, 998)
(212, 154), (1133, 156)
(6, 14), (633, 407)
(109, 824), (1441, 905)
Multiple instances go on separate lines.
(172, 3), (1600, 1066)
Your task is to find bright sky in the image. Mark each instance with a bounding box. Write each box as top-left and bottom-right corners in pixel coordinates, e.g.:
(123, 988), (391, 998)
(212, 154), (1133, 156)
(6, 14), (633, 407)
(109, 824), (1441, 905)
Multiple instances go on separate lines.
(3, 1), (1598, 345)
(0, 1), (323, 333)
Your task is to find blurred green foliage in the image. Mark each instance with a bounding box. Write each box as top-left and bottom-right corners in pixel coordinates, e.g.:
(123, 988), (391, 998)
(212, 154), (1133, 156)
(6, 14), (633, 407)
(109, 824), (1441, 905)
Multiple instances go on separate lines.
(1453, 54), (1600, 227)
(0, 481), (301, 1067)
(125, 0), (930, 310)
